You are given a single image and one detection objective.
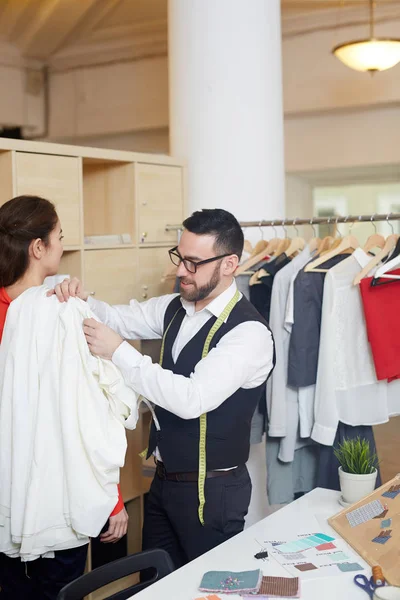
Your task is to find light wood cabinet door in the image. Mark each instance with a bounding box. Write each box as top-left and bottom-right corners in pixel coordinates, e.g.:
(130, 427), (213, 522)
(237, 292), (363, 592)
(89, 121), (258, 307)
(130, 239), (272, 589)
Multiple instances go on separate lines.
(84, 248), (137, 305)
(14, 152), (82, 247)
(136, 247), (176, 301)
(136, 163), (183, 244)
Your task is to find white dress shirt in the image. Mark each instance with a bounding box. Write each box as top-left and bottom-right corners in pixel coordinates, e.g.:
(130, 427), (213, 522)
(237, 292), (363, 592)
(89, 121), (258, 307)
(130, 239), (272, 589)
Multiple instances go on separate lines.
(88, 280), (274, 421)
(312, 249), (400, 446)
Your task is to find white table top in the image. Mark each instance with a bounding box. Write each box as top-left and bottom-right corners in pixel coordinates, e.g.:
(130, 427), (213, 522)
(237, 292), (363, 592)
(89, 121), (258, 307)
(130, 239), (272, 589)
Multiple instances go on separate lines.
(132, 488), (370, 600)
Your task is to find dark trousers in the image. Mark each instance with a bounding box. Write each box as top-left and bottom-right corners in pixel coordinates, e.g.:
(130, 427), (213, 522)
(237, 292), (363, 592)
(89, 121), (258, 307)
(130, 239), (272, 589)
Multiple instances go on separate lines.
(142, 465), (252, 569)
(0, 544), (88, 600)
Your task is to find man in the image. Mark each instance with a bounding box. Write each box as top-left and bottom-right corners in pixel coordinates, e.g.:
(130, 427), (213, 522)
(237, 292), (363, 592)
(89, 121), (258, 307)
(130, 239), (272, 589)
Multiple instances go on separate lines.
(53, 209), (275, 568)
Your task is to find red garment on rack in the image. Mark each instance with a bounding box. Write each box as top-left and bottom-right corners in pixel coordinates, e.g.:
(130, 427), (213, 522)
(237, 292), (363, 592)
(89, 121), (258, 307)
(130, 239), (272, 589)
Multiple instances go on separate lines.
(360, 269), (400, 381)
(0, 287), (123, 516)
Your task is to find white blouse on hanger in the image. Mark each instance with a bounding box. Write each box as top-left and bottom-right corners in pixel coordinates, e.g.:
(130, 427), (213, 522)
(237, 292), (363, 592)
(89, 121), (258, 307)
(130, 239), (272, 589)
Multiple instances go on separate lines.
(312, 248), (400, 446)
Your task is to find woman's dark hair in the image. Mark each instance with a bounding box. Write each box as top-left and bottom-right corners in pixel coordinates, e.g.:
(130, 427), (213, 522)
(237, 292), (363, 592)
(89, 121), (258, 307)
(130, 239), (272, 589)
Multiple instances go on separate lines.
(183, 208), (244, 260)
(0, 195), (58, 287)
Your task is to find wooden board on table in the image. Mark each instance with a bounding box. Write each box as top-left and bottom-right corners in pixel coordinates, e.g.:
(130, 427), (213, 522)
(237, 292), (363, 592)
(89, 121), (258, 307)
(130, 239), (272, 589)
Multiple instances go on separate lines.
(329, 474), (400, 585)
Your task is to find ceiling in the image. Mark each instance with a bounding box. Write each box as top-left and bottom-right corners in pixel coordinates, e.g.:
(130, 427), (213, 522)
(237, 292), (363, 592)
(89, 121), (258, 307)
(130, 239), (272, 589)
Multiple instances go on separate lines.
(0, 0), (399, 64)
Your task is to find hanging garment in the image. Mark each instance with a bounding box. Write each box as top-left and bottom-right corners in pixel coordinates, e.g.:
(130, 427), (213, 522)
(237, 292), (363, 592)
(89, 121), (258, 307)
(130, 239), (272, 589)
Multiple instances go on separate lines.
(284, 275), (315, 441)
(265, 247), (320, 505)
(266, 430), (318, 506)
(287, 254), (349, 388)
(0, 286), (139, 561)
(249, 253), (291, 322)
(267, 246), (313, 438)
(312, 251), (400, 446)
(360, 269), (400, 381)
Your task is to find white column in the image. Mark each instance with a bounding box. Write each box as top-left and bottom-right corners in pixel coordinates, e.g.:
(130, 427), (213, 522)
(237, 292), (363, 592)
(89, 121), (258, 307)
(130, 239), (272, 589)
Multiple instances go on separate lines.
(168, 0), (285, 223)
(169, 0), (286, 525)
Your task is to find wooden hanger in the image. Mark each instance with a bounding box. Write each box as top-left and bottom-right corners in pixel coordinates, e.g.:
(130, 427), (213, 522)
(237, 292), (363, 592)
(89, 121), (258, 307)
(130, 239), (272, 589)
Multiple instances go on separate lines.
(251, 239), (268, 256)
(285, 237), (305, 257)
(353, 234), (399, 285)
(265, 237), (280, 255)
(249, 267), (269, 286)
(308, 237), (321, 253)
(274, 237), (291, 256)
(236, 232), (270, 275)
(305, 234), (359, 273)
(318, 235), (334, 254)
(363, 233), (385, 253)
(362, 217), (385, 254)
(284, 219), (305, 257)
(243, 239), (253, 254)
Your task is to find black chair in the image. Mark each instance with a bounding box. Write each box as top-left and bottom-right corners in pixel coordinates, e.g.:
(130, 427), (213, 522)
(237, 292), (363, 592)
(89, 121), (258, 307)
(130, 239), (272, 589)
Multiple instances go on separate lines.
(56, 548), (175, 600)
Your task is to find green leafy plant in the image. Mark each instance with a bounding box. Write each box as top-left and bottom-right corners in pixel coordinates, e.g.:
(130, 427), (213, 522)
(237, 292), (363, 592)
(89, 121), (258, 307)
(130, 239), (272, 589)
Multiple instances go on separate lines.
(334, 437), (380, 475)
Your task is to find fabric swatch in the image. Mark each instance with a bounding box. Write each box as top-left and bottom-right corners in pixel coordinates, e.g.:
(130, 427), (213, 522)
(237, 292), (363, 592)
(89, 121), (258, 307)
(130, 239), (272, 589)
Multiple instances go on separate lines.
(246, 576), (300, 598)
(276, 533), (334, 554)
(330, 552), (350, 561)
(316, 542), (336, 551)
(372, 530), (392, 545)
(346, 500), (384, 527)
(199, 570), (262, 594)
(372, 537), (391, 545)
(381, 518), (392, 528)
(295, 563), (317, 572)
(281, 552), (307, 561)
(382, 491), (400, 499)
(382, 484), (400, 499)
(338, 562), (364, 573)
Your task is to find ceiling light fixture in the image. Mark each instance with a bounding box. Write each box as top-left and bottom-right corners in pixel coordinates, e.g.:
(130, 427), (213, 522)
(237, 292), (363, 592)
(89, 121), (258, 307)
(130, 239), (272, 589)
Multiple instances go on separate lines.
(332, 0), (400, 72)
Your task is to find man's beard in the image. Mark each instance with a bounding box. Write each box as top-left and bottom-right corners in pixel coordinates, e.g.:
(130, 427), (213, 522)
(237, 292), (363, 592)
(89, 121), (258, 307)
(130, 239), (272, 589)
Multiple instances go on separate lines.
(179, 262), (221, 302)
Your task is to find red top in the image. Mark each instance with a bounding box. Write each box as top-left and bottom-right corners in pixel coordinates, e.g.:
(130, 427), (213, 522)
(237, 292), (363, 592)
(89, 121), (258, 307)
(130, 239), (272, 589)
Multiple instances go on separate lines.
(0, 288), (123, 517)
(359, 270), (400, 382)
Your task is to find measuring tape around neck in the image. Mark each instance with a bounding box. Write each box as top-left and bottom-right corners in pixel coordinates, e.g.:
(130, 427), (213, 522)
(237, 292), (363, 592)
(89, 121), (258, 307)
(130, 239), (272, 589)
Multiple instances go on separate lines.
(197, 289), (240, 524)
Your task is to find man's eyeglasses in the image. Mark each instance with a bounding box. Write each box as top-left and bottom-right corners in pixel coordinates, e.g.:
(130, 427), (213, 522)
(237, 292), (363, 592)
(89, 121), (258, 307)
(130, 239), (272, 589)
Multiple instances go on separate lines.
(168, 246), (231, 274)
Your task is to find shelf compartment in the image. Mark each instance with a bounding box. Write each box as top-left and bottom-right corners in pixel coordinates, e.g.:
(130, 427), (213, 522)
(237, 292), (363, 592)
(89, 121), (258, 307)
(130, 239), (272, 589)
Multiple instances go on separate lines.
(83, 159), (136, 242)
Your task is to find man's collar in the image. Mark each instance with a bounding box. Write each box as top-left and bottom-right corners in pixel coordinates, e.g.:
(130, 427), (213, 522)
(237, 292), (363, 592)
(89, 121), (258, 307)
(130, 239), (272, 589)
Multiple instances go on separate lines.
(180, 279), (239, 320)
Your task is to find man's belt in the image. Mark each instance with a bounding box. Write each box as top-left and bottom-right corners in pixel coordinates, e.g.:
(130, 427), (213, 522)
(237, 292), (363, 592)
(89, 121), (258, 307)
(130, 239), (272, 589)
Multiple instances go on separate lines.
(156, 461), (238, 482)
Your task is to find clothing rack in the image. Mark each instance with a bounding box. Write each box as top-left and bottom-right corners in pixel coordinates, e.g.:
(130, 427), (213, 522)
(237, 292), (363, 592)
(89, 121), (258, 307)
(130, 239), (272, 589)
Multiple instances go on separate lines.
(165, 212), (400, 231)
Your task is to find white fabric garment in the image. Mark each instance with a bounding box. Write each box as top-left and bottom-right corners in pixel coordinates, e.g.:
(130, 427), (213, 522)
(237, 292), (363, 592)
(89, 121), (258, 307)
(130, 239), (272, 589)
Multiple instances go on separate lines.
(312, 249), (400, 446)
(267, 246), (312, 435)
(0, 286), (139, 561)
(89, 280), (274, 422)
(266, 247), (315, 463)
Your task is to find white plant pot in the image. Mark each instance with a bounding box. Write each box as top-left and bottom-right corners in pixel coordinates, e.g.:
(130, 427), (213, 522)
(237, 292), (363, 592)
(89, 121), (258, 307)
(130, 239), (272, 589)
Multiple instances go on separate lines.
(339, 467), (378, 505)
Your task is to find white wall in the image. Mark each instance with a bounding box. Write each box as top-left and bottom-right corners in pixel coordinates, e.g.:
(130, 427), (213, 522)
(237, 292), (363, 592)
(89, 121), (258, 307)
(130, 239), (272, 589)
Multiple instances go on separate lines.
(0, 43), (45, 135)
(48, 56), (168, 138)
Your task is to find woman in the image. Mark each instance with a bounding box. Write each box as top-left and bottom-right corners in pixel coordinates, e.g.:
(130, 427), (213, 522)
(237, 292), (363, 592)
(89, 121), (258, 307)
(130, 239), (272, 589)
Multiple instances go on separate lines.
(0, 195), (128, 600)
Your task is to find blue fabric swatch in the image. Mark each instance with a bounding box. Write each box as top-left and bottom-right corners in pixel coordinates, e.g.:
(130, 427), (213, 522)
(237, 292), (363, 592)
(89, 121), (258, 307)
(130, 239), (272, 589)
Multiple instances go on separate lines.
(372, 536), (391, 545)
(338, 562), (363, 572)
(382, 491), (400, 499)
(199, 570), (262, 594)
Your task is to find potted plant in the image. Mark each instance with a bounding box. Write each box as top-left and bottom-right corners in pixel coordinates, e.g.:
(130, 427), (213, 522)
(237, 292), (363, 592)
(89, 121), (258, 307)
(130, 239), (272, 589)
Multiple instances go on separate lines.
(334, 437), (380, 505)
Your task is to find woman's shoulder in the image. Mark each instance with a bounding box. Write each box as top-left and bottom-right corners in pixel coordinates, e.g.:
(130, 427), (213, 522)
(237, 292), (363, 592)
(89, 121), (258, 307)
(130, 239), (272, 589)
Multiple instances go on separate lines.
(0, 287), (11, 305)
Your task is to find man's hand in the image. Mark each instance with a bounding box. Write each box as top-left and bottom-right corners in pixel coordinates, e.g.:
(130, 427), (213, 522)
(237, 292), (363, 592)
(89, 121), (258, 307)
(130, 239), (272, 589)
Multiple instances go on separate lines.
(100, 508), (129, 544)
(46, 277), (89, 303)
(84, 318), (123, 360)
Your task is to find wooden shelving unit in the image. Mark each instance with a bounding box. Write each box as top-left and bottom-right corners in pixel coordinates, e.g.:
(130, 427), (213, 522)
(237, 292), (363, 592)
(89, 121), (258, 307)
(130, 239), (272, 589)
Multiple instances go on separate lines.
(0, 137), (186, 598)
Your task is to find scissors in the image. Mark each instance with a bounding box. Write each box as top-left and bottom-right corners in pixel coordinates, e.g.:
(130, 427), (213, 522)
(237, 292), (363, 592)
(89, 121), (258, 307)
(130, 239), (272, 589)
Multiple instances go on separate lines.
(354, 574), (385, 599)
